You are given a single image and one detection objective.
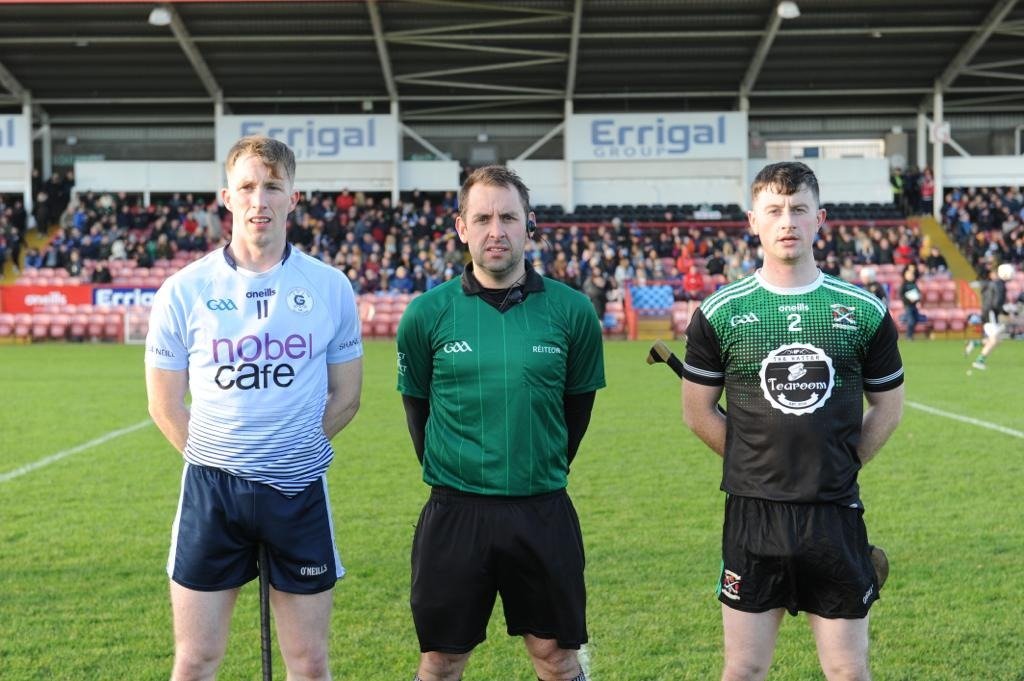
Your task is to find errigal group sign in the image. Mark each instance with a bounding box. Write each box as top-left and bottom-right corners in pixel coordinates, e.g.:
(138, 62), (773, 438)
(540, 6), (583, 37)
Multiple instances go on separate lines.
(216, 115), (397, 162)
(567, 112), (747, 161)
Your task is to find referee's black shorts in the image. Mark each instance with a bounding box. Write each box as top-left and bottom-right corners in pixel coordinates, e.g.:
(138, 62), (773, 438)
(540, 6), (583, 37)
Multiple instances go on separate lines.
(410, 486), (587, 654)
(719, 495), (880, 619)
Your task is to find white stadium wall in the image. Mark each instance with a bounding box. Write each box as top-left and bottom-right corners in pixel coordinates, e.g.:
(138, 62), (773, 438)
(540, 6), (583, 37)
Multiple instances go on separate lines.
(748, 158), (892, 205)
(74, 161), (220, 195)
(0, 113), (30, 200)
(398, 161), (461, 192)
(507, 160), (567, 207)
(0, 162), (23, 193)
(573, 159), (747, 207)
(941, 156), (1024, 187)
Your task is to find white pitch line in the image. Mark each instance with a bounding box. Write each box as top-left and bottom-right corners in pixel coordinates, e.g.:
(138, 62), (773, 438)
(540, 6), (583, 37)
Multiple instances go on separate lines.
(0, 419), (152, 484)
(906, 401), (1024, 439)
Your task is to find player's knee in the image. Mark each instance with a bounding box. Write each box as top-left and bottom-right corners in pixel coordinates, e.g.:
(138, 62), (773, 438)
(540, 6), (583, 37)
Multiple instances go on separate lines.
(281, 640), (330, 680)
(526, 640), (579, 679)
(722, 658), (771, 681)
(172, 646), (224, 681)
(419, 651), (468, 680)
(821, 658), (870, 681)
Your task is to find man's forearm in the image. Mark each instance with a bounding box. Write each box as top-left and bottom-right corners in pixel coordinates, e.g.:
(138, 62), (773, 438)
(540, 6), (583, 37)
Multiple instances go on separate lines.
(150, 404), (190, 454)
(323, 396), (360, 440)
(858, 386), (904, 465)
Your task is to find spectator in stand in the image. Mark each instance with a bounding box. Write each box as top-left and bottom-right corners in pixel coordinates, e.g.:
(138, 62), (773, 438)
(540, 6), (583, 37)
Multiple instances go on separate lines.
(33, 191), (51, 233)
(391, 265), (414, 294)
(23, 246), (43, 269)
(893, 235), (916, 266)
(583, 266), (611, 319)
(724, 255), (745, 283)
(91, 260), (113, 283)
(924, 246), (948, 274)
(705, 249), (726, 276)
(683, 264), (705, 300)
(919, 167), (935, 214)
(876, 237), (894, 265)
(839, 256), (858, 283)
(65, 248), (84, 277)
(859, 266), (888, 306)
(821, 252), (840, 277)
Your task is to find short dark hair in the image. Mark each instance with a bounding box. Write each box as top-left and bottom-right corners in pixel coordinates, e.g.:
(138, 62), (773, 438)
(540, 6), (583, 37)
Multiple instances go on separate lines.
(225, 135), (296, 183)
(750, 161), (820, 206)
(459, 165), (531, 217)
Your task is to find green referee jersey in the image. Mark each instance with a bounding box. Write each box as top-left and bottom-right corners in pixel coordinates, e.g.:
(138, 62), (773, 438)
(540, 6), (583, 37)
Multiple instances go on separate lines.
(396, 271), (606, 496)
(682, 270), (904, 506)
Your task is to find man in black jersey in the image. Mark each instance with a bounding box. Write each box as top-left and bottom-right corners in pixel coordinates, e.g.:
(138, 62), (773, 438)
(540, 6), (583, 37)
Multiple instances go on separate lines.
(681, 162), (905, 681)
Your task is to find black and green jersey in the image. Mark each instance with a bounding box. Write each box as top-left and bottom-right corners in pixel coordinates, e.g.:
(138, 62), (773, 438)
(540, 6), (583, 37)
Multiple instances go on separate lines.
(396, 269), (606, 496)
(683, 271), (903, 507)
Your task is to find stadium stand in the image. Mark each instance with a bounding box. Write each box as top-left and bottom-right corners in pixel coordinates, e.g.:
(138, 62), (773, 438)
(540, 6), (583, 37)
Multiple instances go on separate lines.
(0, 183), (983, 344)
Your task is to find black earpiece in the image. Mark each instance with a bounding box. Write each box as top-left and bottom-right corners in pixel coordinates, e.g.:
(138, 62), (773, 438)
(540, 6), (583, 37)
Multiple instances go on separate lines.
(527, 219), (536, 237)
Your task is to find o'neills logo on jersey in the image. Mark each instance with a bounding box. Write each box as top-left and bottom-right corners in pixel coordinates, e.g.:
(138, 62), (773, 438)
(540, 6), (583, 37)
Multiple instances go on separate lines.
(759, 343), (835, 415)
(210, 333), (314, 390)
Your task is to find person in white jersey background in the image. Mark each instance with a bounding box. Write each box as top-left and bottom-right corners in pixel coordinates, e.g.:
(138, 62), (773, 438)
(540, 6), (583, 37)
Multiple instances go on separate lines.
(145, 135), (363, 681)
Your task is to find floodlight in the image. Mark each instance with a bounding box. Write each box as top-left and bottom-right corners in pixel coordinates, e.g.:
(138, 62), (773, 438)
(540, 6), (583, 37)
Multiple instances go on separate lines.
(148, 7), (172, 27)
(777, 1), (800, 20)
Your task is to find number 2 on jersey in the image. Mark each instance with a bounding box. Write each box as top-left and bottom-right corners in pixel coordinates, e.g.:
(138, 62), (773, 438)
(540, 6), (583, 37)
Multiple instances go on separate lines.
(787, 313), (802, 332)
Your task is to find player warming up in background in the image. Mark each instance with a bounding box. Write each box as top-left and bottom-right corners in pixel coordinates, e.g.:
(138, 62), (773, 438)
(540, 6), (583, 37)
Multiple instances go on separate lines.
(145, 135), (363, 681)
(396, 166), (605, 681)
(966, 263), (1014, 370)
(681, 161), (905, 681)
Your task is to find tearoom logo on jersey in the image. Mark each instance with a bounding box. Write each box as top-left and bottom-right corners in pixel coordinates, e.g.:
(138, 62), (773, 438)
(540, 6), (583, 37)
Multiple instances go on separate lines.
(759, 344), (835, 415)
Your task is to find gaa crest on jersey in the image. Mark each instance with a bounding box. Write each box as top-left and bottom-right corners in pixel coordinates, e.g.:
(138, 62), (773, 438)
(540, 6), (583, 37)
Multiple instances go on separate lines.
(287, 287), (313, 314)
(759, 343), (835, 415)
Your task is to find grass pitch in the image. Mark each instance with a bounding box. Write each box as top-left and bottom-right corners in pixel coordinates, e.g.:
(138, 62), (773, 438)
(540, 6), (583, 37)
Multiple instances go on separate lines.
(1, 339), (1022, 680)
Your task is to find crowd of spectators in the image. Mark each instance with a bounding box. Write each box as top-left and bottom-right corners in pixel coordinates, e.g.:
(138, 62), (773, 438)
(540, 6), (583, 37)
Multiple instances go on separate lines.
(941, 185), (1024, 277)
(4, 182), (935, 318)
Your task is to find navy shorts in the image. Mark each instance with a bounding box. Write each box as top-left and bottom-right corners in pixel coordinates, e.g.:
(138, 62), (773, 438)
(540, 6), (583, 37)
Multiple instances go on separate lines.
(168, 464), (343, 594)
(410, 487), (587, 654)
(719, 495), (879, 619)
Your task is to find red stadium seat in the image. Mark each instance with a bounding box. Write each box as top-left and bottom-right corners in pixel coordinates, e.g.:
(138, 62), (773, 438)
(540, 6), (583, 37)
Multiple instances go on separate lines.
(102, 311), (124, 342)
(0, 313), (15, 337)
(14, 313), (33, 340)
(87, 312), (106, 340)
(31, 313), (52, 342)
(49, 314), (71, 340)
(373, 313), (395, 338)
(69, 313), (91, 341)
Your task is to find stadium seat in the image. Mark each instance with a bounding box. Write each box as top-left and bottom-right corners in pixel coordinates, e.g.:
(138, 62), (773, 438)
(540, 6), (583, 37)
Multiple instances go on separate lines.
(14, 313), (33, 340)
(69, 313), (91, 341)
(31, 313), (52, 342)
(373, 313), (395, 338)
(102, 311), (123, 342)
(49, 314), (71, 340)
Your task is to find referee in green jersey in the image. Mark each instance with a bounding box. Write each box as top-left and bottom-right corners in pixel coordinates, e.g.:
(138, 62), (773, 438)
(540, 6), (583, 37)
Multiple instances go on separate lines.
(397, 166), (605, 681)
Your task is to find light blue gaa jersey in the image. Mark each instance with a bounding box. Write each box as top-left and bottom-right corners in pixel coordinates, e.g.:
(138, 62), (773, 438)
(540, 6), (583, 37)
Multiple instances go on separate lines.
(145, 245), (363, 496)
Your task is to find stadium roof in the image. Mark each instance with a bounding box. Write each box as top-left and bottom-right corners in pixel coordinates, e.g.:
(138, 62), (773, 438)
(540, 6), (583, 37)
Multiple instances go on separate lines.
(0, 0), (1022, 125)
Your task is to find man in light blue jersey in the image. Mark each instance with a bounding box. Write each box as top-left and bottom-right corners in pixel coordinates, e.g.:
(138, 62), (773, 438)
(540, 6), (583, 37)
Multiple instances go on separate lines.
(146, 135), (362, 681)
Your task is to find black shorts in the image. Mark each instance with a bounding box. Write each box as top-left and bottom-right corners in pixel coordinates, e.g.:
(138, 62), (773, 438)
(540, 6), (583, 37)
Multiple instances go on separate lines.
(169, 464), (343, 594)
(719, 495), (879, 619)
(410, 487), (587, 654)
